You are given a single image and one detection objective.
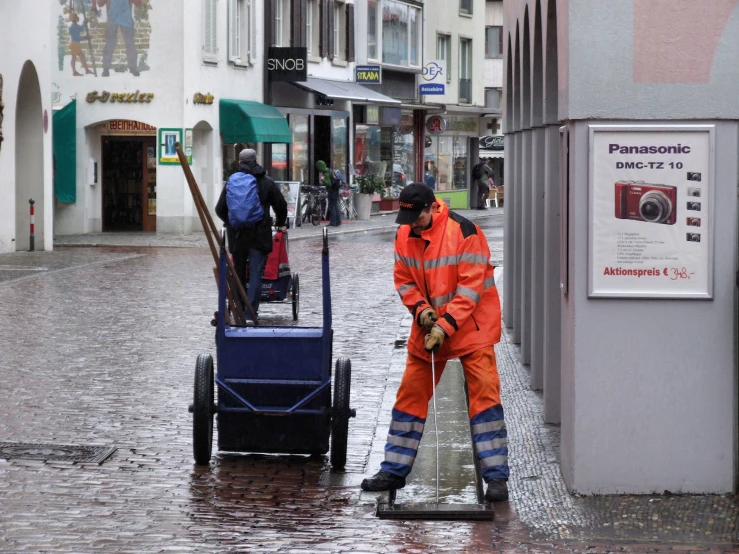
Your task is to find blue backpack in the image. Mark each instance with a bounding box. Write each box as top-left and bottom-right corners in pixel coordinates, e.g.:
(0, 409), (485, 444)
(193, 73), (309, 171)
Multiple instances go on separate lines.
(226, 172), (264, 228)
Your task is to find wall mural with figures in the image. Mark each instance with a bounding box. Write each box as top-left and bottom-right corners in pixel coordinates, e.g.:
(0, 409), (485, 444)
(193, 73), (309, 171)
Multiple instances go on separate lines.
(55, 0), (153, 78)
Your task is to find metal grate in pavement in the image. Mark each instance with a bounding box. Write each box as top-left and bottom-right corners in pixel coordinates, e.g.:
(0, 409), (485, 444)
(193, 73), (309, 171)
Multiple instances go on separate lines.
(0, 442), (117, 464)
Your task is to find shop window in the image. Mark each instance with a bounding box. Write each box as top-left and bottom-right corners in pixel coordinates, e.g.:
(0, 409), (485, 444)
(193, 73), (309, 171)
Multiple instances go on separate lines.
(291, 115), (310, 182)
(272, 144), (288, 183)
(228, 0), (254, 65)
(485, 26), (503, 58)
(203, 0), (218, 63)
(437, 34), (451, 84)
(485, 88), (501, 109)
(354, 124), (383, 179)
(332, 117), (348, 177)
(379, 0), (422, 68)
(425, 135), (468, 192)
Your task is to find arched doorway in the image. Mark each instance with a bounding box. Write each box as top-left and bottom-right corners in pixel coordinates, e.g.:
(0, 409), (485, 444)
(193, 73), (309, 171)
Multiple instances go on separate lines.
(192, 120), (215, 222)
(15, 61), (44, 251)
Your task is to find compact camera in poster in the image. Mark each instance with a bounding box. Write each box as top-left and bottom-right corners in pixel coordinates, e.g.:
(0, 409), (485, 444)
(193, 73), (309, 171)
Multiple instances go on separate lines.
(687, 187), (701, 197)
(687, 217), (701, 227)
(687, 172), (702, 182)
(686, 233), (701, 243)
(614, 181), (677, 225)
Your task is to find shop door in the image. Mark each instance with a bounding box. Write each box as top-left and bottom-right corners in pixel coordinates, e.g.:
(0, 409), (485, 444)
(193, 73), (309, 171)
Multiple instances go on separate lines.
(102, 136), (156, 232)
(314, 116), (332, 183)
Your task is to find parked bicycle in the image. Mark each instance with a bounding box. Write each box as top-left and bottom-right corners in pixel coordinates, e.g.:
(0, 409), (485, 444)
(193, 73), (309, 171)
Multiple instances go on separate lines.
(298, 183), (328, 226)
(339, 183), (358, 221)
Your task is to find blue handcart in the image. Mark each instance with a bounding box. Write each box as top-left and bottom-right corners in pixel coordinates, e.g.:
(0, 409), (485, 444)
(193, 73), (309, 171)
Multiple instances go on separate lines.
(190, 228), (355, 468)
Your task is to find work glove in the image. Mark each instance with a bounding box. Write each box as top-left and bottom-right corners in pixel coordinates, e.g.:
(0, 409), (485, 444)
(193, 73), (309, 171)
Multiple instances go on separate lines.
(424, 324), (446, 353)
(419, 308), (438, 332)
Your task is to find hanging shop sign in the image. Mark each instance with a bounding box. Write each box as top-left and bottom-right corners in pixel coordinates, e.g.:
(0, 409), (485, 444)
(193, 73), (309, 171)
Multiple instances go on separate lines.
(193, 92), (215, 105)
(267, 47), (307, 82)
(479, 135), (504, 150)
(355, 65), (381, 84)
(426, 115), (446, 135)
(106, 119), (157, 135)
(588, 125), (715, 299)
(86, 90), (154, 104)
(419, 60), (446, 96)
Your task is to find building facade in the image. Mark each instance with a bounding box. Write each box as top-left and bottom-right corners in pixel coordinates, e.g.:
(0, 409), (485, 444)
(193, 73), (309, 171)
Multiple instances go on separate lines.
(52, 0), (283, 236)
(504, 0), (737, 494)
(0, 3), (54, 252)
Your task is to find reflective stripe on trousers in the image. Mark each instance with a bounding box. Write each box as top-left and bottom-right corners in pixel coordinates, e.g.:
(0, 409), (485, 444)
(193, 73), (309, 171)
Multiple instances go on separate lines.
(380, 408), (425, 478)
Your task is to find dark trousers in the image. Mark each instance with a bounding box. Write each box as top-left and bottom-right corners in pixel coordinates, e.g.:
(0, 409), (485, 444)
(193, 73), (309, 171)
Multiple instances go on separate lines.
(328, 188), (341, 226)
(233, 248), (267, 319)
(477, 183), (489, 208)
(102, 23), (138, 71)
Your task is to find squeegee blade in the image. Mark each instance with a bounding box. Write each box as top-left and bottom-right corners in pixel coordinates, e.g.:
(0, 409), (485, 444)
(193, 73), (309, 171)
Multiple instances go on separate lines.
(376, 502), (494, 521)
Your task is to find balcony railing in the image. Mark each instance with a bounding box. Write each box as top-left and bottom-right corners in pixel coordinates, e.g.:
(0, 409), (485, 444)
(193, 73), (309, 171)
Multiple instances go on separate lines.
(459, 78), (472, 103)
(460, 0), (472, 14)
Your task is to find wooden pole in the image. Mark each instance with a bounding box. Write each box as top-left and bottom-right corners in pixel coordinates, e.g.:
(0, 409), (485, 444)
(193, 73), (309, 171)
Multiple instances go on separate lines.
(175, 143), (257, 324)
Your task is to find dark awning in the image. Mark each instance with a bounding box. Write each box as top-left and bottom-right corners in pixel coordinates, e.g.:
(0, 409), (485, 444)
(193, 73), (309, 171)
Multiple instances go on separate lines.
(292, 77), (401, 105)
(219, 99), (291, 143)
(53, 99), (76, 203)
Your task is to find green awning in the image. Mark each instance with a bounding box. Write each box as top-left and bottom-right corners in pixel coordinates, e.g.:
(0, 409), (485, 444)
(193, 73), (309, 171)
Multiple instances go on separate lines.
(53, 99), (77, 203)
(219, 99), (291, 144)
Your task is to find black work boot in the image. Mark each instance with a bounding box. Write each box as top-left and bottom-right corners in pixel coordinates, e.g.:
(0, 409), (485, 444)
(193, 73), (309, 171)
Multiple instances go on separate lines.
(361, 470), (406, 491)
(484, 478), (509, 502)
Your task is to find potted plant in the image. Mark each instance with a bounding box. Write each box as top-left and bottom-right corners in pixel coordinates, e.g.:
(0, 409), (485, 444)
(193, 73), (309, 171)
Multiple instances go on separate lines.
(354, 174), (384, 220)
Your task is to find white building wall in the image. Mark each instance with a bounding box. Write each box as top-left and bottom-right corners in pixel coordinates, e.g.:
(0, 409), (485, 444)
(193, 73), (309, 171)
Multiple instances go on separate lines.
(0, 3), (53, 253)
(53, 0), (265, 236)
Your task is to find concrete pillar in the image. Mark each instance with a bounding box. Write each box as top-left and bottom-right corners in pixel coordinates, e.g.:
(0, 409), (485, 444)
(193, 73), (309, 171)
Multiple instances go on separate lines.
(542, 123), (561, 423)
(529, 126), (546, 389)
(519, 129), (533, 362)
(503, 134), (515, 327)
(511, 131), (523, 342)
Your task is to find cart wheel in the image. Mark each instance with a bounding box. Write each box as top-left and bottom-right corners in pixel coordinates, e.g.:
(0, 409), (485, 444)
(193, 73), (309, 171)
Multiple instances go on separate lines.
(311, 213), (320, 226)
(291, 273), (299, 321)
(331, 358), (352, 470)
(193, 353), (215, 466)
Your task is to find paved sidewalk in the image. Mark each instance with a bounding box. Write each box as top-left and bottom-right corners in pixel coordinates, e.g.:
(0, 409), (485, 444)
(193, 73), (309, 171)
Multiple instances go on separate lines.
(52, 207), (504, 248)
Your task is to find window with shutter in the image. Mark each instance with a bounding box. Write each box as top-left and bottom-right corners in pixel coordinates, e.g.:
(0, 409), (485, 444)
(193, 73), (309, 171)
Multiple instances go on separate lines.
(345, 3), (354, 62)
(327, 0), (335, 60)
(319, 0), (328, 58)
(203, 0), (218, 62)
(332, 1), (340, 59)
(306, 0), (314, 55)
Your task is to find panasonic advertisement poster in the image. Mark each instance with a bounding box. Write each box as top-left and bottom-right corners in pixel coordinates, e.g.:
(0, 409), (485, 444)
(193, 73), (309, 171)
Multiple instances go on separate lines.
(588, 125), (715, 299)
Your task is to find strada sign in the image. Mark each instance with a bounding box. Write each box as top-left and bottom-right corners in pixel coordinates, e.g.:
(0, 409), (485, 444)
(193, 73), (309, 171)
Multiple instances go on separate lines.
(588, 125), (715, 299)
(355, 65), (381, 84)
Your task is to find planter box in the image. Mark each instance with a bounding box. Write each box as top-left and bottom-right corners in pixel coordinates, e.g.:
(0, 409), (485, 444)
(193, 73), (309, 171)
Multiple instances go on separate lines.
(354, 193), (373, 220)
(379, 198), (399, 211)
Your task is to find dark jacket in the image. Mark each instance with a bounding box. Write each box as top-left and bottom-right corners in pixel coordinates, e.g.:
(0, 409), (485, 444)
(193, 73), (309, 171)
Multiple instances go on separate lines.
(215, 161), (287, 254)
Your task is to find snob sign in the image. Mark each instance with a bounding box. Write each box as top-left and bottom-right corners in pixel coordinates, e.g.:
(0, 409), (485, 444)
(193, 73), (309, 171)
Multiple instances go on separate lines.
(588, 125), (715, 299)
(267, 47), (307, 82)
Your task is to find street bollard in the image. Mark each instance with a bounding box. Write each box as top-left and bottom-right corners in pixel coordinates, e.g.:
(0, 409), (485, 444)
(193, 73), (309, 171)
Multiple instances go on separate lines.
(29, 198), (35, 252)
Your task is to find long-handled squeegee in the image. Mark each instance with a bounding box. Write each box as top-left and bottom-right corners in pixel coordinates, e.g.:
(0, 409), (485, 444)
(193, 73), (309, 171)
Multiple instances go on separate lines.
(376, 350), (494, 521)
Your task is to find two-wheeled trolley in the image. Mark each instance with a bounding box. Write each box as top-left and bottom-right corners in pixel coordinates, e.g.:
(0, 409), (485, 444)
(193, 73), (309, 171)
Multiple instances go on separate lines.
(190, 228), (355, 469)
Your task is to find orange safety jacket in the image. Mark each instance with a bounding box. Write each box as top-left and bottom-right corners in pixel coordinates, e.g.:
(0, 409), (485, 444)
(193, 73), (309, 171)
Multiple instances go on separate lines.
(394, 199), (501, 362)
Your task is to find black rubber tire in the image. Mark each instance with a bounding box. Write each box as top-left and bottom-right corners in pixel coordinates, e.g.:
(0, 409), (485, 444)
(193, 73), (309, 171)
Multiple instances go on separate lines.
(291, 273), (299, 321)
(330, 358), (351, 470)
(193, 353), (214, 466)
(311, 213), (320, 226)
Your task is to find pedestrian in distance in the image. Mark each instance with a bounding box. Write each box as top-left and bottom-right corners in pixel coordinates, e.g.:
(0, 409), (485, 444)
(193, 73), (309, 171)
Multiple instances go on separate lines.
(472, 158), (493, 209)
(216, 148), (287, 319)
(316, 160), (342, 227)
(361, 183), (510, 502)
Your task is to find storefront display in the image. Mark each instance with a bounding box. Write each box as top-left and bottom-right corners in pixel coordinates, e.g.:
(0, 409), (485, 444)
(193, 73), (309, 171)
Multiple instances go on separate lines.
(588, 125), (714, 298)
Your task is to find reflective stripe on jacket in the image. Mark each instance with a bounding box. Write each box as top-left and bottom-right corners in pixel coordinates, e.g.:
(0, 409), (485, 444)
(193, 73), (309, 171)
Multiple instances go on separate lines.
(394, 199), (501, 361)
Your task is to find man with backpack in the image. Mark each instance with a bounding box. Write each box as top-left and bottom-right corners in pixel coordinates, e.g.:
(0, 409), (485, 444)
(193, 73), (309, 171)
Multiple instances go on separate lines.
(316, 160), (342, 227)
(472, 158), (493, 210)
(216, 148), (287, 319)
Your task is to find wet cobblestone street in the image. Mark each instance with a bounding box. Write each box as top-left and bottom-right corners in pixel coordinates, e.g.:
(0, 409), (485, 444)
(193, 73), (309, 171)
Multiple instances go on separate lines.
(0, 216), (737, 553)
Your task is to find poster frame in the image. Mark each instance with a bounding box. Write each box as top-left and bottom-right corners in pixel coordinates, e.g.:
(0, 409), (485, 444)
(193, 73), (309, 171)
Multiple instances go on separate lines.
(587, 124), (715, 299)
(158, 128), (182, 165)
(273, 181), (301, 229)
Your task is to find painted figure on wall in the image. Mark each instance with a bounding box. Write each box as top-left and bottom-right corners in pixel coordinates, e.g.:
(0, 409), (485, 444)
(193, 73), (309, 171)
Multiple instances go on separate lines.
(95, 0), (142, 76)
(68, 12), (95, 76)
(55, 0), (152, 77)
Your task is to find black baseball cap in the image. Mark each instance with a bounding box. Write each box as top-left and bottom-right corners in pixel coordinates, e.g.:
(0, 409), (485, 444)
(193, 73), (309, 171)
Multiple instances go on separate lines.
(395, 183), (436, 225)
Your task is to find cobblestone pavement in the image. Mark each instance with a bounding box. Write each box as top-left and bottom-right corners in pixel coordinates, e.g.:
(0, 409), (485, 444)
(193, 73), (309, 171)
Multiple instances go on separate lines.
(0, 211), (736, 553)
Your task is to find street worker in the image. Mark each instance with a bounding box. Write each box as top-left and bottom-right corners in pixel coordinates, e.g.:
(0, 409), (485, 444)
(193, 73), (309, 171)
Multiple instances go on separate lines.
(315, 160), (342, 227)
(360, 183), (509, 502)
(216, 148), (287, 319)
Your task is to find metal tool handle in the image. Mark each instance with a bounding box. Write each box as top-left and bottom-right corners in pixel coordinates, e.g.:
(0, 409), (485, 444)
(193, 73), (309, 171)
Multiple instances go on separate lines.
(431, 351), (439, 505)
